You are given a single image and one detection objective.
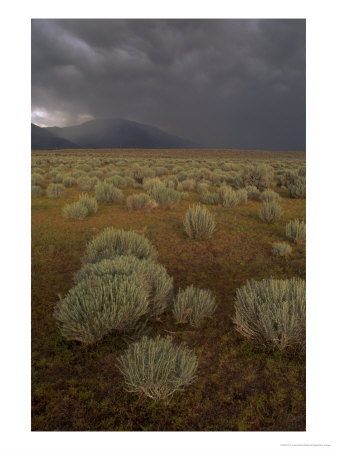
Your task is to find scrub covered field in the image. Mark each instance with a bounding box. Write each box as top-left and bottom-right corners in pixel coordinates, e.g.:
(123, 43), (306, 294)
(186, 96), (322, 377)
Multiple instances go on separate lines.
(31, 148), (306, 431)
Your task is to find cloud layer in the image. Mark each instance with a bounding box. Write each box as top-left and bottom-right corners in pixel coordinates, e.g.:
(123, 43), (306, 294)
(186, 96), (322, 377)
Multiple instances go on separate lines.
(31, 19), (305, 150)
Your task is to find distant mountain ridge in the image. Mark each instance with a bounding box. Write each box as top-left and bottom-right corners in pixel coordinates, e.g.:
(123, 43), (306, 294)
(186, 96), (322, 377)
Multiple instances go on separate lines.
(31, 123), (79, 150)
(31, 118), (194, 150)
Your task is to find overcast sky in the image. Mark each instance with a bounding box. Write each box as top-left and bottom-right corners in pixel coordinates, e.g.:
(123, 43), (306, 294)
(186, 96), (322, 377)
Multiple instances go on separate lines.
(31, 19), (305, 150)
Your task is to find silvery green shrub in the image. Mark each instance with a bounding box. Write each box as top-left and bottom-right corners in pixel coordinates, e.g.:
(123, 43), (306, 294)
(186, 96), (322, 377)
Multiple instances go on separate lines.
(150, 187), (181, 209)
(281, 170), (298, 188)
(236, 188), (248, 205)
(233, 277), (305, 349)
(233, 164), (274, 190)
(298, 167), (306, 177)
(77, 176), (96, 192)
(74, 255), (173, 316)
(95, 182), (123, 204)
(196, 182), (210, 194)
(143, 177), (165, 192)
(63, 176), (76, 187)
(286, 219), (306, 242)
(245, 185), (260, 200)
(46, 183), (66, 198)
(219, 186), (240, 207)
(78, 194), (98, 215)
(272, 242), (292, 257)
(289, 177), (306, 199)
(54, 273), (150, 344)
(31, 185), (43, 198)
(126, 193), (158, 211)
(183, 204), (215, 239)
(259, 201), (283, 223)
(117, 335), (198, 401)
(84, 227), (158, 264)
(31, 173), (45, 187)
(182, 179), (196, 191)
(63, 202), (89, 220)
(201, 191), (219, 205)
(260, 190), (281, 203)
(173, 285), (216, 326)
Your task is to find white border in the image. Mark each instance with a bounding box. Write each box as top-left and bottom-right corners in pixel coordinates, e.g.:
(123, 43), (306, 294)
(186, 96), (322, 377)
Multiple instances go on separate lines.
(1, 1), (337, 449)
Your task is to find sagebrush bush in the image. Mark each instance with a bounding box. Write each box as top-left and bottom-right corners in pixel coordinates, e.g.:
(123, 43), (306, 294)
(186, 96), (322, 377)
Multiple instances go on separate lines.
(126, 193), (158, 211)
(196, 182), (210, 194)
(245, 185), (260, 200)
(236, 188), (248, 205)
(233, 164), (274, 190)
(46, 183), (66, 198)
(84, 227), (158, 264)
(183, 204), (215, 239)
(260, 190), (281, 203)
(143, 177), (165, 192)
(233, 278), (306, 349)
(173, 285), (216, 326)
(78, 194), (98, 215)
(63, 175), (76, 187)
(31, 173), (45, 187)
(31, 185), (43, 198)
(54, 274), (150, 344)
(150, 187), (181, 209)
(200, 191), (219, 205)
(63, 202), (88, 220)
(117, 335), (198, 401)
(218, 186), (239, 207)
(77, 176), (96, 192)
(289, 177), (306, 198)
(181, 179), (196, 191)
(272, 242), (292, 257)
(95, 182), (123, 204)
(286, 219), (306, 242)
(74, 255), (173, 316)
(259, 201), (283, 223)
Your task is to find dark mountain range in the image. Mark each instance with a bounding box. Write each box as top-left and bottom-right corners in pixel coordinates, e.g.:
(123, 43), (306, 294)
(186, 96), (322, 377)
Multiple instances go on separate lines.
(32, 118), (194, 150)
(31, 123), (79, 150)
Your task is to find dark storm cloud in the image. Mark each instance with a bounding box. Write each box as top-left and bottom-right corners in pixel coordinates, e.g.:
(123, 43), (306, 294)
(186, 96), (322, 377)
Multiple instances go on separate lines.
(31, 19), (305, 150)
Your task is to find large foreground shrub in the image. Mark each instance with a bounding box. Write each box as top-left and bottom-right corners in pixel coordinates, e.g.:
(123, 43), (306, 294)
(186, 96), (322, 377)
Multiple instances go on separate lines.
(233, 278), (305, 349)
(117, 336), (198, 401)
(259, 201), (283, 223)
(83, 227), (158, 264)
(183, 204), (215, 239)
(74, 255), (173, 316)
(173, 285), (216, 326)
(54, 274), (150, 344)
(286, 219), (306, 242)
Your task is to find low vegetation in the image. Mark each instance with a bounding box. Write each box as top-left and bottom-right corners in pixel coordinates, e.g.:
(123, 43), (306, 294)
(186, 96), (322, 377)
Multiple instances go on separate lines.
(173, 285), (216, 326)
(183, 204), (215, 239)
(32, 149), (305, 431)
(233, 278), (306, 349)
(117, 336), (198, 401)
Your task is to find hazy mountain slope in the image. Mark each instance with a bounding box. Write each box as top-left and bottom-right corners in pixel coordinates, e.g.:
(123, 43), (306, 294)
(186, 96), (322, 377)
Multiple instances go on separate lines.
(31, 124), (79, 150)
(47, 118), (194, 149)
